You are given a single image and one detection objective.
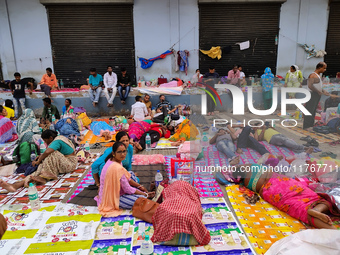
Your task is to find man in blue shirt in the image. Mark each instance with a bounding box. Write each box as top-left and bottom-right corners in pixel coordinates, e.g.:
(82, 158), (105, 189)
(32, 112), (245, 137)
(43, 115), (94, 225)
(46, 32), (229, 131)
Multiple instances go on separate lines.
(88, 68), (103, 107)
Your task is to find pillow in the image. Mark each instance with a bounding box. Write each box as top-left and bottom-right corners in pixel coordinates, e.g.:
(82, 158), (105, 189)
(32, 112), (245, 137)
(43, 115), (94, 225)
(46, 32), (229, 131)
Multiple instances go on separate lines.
(132, 154), (165, 165)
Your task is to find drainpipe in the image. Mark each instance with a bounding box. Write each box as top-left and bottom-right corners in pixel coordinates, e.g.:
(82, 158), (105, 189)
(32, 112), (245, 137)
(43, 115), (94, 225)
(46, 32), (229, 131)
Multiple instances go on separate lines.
(5, 0), (17, 71)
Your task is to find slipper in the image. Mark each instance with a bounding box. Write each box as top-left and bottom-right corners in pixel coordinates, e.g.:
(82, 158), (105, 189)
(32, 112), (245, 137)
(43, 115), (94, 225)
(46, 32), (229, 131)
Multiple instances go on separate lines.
(300, 136), (313, 142)
(86, 184), (99, 190)
(329, 140), (340, 147)
(313, 147), (322, 153)
(90, 143), (102, 149)
(320, 152), (337, 159)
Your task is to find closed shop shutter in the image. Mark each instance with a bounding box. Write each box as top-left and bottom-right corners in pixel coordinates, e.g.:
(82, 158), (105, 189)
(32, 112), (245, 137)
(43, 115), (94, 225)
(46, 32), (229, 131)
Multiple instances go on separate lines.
(46, 4), (135, 86)
(324, 1), (340, 77)
(199, 3), (281, 77)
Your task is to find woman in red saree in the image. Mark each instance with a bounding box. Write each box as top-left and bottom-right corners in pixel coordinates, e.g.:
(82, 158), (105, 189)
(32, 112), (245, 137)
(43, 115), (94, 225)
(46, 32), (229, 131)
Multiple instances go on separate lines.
(229, 162), (340, 229)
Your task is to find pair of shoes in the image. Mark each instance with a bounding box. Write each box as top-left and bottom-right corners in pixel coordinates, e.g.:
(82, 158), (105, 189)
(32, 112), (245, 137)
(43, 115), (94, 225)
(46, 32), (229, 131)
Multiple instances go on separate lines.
(319, 152), (337, 159)
(303, 138), (319, 147)
(90, 143), (102, 149)
(300, 136), (312, 142)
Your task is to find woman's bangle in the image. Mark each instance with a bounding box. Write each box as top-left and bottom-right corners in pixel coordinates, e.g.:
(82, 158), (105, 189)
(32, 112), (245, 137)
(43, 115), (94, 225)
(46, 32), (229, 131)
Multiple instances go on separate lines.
(137, 185), (143, 189)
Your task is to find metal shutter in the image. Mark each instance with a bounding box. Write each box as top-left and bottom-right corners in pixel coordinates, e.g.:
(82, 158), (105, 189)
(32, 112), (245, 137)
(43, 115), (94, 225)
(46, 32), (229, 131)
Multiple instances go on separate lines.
(199, 3), (281, 77)
(324, 2), (340, 77)
(47, 4), (135, 86)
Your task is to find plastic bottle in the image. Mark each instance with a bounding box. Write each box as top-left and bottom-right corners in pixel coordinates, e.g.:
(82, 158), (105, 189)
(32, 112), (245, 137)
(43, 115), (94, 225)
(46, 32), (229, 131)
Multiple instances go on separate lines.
(40, 141), (46, 154)
(28, 183), (41, 211)
(299, 111), (302, 120)
(30, 145), (37, 162)
(51, 114), (56, 123)
(140, 234), (154, 255)
(60, 79), (64, 89)
(49, 123), (55, 131)
(202, 132), (209, 147)
(85, 141), (90, 151)
(155, 170), (163, 189)
(208, 124), (215, 136)
(145, 133), (151, 151)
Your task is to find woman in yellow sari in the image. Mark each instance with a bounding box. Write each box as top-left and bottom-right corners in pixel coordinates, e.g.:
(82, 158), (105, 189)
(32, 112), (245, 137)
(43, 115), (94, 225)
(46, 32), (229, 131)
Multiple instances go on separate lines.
(169, 119), (199, 145)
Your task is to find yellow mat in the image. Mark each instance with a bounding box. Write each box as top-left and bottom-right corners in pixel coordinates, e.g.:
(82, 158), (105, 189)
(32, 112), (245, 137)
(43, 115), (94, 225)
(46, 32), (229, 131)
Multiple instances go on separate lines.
(226, 185), (306, 255)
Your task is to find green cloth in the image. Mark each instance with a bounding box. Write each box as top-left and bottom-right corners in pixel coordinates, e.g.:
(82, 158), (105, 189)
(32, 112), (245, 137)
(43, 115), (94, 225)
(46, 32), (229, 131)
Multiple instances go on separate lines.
(246, 164), (262, 192)
(143, 119), (152, 124)
(42, 104), (60, 122)
(263, 91), (273, 110)
(49, 139), (74, 155)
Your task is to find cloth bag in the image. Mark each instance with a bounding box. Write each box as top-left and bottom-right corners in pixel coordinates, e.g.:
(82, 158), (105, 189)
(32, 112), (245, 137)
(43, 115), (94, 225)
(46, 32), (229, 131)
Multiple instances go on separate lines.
(158, 75), (167, 85)
(132, 197), (159, 223)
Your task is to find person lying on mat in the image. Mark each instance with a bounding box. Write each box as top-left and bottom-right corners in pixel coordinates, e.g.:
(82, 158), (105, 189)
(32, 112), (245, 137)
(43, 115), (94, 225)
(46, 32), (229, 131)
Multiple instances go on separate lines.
(254, 122), (314, 154)
(134, 124), (171, 152)
(209, 128), (239, 163)
(0, 130), (77, 191)
(91, 131), (137, 188)
(95, 142), (154, 217)
(90, 121), (115, 141)
(227, 158), (340, 229)
(168, 119), (199, 146)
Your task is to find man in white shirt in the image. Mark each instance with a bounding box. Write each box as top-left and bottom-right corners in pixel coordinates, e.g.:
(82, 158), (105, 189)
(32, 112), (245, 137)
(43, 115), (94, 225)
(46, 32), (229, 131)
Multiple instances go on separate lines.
(130, 96), (150, 122)
(103, 66), (117, 107)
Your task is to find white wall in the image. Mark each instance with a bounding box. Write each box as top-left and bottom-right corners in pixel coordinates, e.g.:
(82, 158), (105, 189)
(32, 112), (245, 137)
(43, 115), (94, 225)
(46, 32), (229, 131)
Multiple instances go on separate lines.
(277, 0), (329, 77)
(133, 0), (199, 81)
(0, 0), (53, 81)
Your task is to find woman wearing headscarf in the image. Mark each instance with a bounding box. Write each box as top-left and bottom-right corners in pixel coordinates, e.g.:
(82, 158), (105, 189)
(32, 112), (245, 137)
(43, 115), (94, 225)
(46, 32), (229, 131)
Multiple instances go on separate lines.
(285, 65), (303, 98)
(16, 109), (41, 143)
(261, 67), (275, 110)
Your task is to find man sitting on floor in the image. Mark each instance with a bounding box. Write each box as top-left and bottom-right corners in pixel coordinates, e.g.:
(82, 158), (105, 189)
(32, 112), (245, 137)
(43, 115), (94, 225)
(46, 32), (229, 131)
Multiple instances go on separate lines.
(156, 94), (172, 111)
(130, 96), (150, 122)
(324, 91), (340, 111)
(42, 98), (60, 122)
(255, 123), (313, 154)
(209, 128), (239, 163)
(143, 94), (152, 116)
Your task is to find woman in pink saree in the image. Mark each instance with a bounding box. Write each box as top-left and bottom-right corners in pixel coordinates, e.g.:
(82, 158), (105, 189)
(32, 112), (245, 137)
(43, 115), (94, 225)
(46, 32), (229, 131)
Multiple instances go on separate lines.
(128, 120), (151, 142)
(229, 162), (340, 229)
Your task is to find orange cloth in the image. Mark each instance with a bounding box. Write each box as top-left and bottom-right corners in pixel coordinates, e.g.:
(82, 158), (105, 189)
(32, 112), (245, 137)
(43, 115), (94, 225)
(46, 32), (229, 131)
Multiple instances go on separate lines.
(40, 73), (58, 88)
(97, 161), (131, 217)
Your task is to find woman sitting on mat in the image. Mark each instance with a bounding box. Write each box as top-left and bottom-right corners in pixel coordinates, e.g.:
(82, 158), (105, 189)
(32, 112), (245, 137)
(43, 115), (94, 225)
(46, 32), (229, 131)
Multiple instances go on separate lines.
(0, 105), (18, 144)
(16, 109), (41, 144)
(0, 130), (77, 191)
(92, 131), (137, 187)
(62, 98), (74, 116)
(168, 119), (199, 146)
(95, 142), (154, 217)
(228, 159), (340, 229)
(90, 121), (115, 140)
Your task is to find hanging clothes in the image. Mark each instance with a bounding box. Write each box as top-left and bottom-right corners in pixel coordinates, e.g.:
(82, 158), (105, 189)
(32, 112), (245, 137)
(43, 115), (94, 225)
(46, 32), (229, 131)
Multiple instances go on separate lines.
(139, 50), (173, 69)
(200, 46), (222, 60)
(173, 50), (179, 72)
(179, 50), (189, 75)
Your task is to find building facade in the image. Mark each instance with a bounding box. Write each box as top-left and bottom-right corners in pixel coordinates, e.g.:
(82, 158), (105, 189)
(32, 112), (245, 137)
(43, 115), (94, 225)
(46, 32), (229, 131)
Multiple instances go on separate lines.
(0, 0), (339, 85)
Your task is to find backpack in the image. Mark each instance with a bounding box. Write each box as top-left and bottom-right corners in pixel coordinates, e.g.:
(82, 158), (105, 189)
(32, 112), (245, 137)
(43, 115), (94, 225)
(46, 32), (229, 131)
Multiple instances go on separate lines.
(12, 142), (40, 165)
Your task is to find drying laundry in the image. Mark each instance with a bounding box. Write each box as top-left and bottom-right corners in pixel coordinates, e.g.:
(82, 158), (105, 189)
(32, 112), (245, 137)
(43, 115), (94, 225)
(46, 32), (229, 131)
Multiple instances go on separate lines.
(139, 50), (173, 69)
(200, 46), (222, 60)
(237, 40), (250, 50)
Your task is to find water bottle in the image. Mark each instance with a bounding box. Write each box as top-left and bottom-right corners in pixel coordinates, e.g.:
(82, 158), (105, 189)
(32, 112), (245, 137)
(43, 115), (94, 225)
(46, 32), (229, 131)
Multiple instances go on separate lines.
(40, 141), (46, 154)
(60, 79), (64, 89)
(202, 132), (209, 147)
(208, 124), (215, 136)
(155, 170), (163, 189)
(145, 133), (151, 151)
(49, 123), (55, 131)
(30, 147), (37, 162)
(140, 234), (154, 255)
(51, 114), (56, 123)
(28, 183), (41, 211)
(85, 141), (90, 151)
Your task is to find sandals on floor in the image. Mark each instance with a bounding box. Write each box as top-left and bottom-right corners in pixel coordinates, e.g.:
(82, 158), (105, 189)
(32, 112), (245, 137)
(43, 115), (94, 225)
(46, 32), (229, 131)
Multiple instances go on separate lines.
(90, 143), (102, 149)
(319, 152), (337, 159)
